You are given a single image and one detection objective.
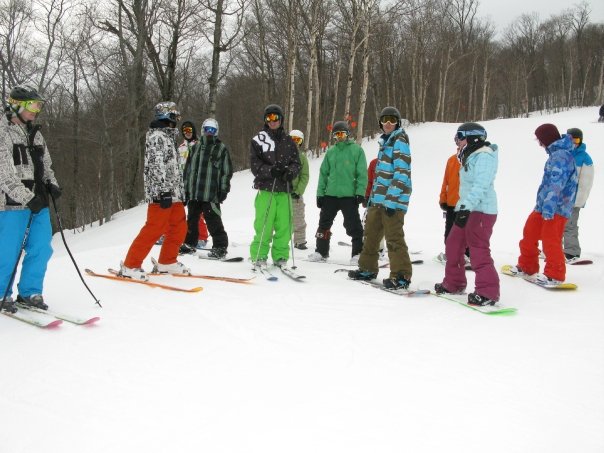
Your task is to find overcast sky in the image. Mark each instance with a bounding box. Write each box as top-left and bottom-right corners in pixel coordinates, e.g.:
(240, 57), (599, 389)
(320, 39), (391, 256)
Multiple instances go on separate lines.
(476, 0), (604, 36)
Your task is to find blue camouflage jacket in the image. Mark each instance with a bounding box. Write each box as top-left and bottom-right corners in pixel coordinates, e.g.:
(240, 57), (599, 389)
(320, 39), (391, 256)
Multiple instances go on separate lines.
(535, 134), (578, 219)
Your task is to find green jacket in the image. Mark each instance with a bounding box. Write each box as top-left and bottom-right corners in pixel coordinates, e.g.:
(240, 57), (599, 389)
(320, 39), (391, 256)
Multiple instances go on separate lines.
(292, 149), (309, 196)
(317, 140), (367, 198)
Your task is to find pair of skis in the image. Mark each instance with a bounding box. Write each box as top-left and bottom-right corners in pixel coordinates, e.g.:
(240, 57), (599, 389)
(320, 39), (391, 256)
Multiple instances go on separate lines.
(2, 303), (101, 328)
(252, 263), (306, 282)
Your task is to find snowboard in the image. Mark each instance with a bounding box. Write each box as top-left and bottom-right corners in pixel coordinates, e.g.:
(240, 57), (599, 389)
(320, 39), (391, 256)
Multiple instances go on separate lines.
(500, 265), (577, 290)
(432, 292), (517, 315)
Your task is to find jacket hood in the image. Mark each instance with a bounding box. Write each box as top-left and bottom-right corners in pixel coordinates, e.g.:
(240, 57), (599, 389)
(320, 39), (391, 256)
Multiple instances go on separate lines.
(546, 134), (573, 155)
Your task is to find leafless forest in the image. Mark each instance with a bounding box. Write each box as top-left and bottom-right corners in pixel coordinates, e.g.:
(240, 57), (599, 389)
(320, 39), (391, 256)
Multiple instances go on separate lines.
(1, 0), (603, 230)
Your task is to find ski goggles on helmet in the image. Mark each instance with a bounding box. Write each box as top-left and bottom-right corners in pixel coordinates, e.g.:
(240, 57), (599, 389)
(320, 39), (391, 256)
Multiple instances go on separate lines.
(380, 115), (399, 125)
(455, 129), (486, 140)
(265, 113), (281, 122)
(333, 131), (348, 139)
(10, 99), (44, 113)
(291, 136), (303, 145)
(182, 126), (193, 134)
(203, 126), (217, 135)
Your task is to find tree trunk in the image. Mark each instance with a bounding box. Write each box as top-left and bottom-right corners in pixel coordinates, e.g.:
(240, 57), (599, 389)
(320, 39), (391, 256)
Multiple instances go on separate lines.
(208, 0), (225, 117)
(356, 15), (370, 143)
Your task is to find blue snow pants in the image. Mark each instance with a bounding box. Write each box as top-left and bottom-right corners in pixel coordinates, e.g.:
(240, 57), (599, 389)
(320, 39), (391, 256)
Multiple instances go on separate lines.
(0, 208), (53, 299)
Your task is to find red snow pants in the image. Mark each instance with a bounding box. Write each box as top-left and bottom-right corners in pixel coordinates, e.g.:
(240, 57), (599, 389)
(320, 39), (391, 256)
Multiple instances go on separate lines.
(517, 211), (567, 281)
(124, 202), (187, 268)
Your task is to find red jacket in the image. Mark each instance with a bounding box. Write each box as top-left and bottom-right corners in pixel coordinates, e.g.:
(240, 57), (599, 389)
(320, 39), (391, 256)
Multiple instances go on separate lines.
(439, 154), (461, 207)
(365, 158), (378, 199)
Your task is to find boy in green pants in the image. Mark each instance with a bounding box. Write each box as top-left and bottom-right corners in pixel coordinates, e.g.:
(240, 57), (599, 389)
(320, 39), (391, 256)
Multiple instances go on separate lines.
(249, 105), (301, 268)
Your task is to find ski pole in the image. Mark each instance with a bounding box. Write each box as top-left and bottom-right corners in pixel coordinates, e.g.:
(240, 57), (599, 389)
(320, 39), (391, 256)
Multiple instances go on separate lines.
(254, 178), (277, 263)
(286, 180), (297, 269)
(47, 183), (102, 308)
(1, 212), (34, 312)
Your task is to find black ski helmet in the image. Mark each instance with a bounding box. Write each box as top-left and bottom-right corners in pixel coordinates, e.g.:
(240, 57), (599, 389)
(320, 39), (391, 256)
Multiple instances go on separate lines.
(457, 122), (487, 144)
(264, 104), (284, 122)
(378, 106), (401, 130)
(8, 85), (44, 103)
(567, 127), (583, 144)
(332, 121), (350, 134)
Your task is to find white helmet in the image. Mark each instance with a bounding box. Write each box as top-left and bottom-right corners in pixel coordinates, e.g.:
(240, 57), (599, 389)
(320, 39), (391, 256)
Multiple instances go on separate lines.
(202, 117), (219, 135)
(290, 129), (304, 144)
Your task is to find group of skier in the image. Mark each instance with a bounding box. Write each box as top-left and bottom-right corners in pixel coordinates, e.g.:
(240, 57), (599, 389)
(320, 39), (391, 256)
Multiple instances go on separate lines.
(0, 85), (596, 314)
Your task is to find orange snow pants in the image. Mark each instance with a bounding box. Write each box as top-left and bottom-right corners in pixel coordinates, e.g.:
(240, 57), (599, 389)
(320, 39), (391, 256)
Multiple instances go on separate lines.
(124, 202), (187, 268)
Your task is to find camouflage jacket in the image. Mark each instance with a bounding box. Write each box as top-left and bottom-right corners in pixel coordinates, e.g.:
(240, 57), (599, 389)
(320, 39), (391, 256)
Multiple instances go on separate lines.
(144, 121), (185, 203)
(0, 118), (58, 211)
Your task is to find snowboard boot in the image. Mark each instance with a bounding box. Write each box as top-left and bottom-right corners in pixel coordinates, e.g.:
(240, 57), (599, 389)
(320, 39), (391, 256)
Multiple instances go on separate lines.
(534, 273), (562, 285)
(0, 297), (18, 314)
(16, 294), (48, 310)
(208, 247), (227, 259)
(434, 283), (465, 295)
(153, 261), (191, 275)
(119, 262), (149, 281)
(467, 292), (497, 307)
(383, 274), (411, 290)
(348, 269), (378, 281)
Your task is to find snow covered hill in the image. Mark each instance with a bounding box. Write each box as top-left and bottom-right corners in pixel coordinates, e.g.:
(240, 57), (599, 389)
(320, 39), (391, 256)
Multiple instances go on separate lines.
(1, 107), (603, 453)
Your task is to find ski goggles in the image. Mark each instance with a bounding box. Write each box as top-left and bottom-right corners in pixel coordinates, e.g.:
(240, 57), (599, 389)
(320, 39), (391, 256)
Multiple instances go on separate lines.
(455, 129), (486, 140)
(291, 136), (303, 145)
(333, 131), (348, 139)
(265, 113), (281, 122)
(380, 115), (399, 125)
(12, 99), (44, 113)
(182, 126), (193, 134)
(203, 126), (217, 135)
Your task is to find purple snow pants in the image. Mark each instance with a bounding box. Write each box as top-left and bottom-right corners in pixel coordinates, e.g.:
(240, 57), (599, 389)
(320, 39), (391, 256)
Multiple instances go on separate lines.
(442, 212), (500, 301)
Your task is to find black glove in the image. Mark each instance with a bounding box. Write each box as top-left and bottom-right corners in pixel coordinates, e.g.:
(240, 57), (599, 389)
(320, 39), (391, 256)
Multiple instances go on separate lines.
(440, 202), (448, 211)
(27, 196), (44, 214)
(270, 164), (285, 179)
(281, 167), (294, 182)
(45, 182), (62, 200)
(316, 197), (324, 209)
(218, 193), (227, 203)
(454, 209), (471, 228)
(355, 195), (365, 206)
(385, 208), (396, 217)
(291, 193), (300, 200)
(158, 192), (173, 209)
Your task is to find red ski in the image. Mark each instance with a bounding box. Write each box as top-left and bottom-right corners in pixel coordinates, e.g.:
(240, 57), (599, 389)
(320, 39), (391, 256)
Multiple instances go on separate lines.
(85, 269), (203, 293)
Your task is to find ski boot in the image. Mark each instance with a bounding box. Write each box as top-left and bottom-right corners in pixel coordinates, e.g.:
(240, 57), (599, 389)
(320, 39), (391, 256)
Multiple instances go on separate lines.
(119, 262), (149, 281)
(0, 297), (18, 314)
(16, 294), (48, 310)
(153, 261), (191, 275)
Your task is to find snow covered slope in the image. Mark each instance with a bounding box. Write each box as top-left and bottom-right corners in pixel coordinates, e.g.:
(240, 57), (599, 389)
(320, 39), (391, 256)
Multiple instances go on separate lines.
(1, 107), (602, 453)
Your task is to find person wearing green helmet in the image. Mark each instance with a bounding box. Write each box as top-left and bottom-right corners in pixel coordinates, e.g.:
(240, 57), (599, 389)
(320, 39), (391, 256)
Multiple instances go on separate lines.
(1, 85), (61, 314)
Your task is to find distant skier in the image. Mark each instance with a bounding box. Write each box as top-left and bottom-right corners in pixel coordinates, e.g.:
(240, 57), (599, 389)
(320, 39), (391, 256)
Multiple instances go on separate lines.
(434, 123), (500, 306)
(599, 104), (604, 122)
(308, 120), (367, 264)
(289, 129), (310, 250)
(508, 123), (577, 284)
(1, 85), (61, 314)
(119, 102), (189, 281)
(249, 104), (301, 268)
(563, 128), (594, 263)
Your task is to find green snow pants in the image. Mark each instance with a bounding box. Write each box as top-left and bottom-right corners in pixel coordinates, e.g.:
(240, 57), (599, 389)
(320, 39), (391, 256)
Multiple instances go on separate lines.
(250, 190), (292, 263)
